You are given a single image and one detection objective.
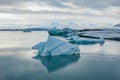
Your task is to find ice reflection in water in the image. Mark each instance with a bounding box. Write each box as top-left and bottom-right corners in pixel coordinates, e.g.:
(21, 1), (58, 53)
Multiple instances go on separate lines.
(33, 55), (80, 73)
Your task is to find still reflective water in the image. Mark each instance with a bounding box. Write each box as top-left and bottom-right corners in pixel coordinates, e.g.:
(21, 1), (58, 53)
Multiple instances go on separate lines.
(0, 31), (120, 80)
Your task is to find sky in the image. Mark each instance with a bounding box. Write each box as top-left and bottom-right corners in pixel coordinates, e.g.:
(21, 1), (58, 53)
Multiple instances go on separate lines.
(0, 0), (120, 23)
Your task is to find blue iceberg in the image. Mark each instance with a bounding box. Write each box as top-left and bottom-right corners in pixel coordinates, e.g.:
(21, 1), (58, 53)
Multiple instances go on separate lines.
(67, 36), (105, 45)
(48, 27), (73, 37)
(32, 36), (80, 56)
(48, 27), (64, 36)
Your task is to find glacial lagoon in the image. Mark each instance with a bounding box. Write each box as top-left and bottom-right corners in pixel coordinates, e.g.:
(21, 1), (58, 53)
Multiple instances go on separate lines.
(0, 31), (120, 80)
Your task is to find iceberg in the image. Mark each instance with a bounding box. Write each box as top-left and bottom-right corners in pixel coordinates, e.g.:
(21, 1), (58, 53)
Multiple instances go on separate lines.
(48, 27), (64, 36)
(32, 36), (80, 56)
(68, 36), (105, 45)
(48, 27), (73, 37)
(62, 28), (73, 37)
(32, 42), (45, 49)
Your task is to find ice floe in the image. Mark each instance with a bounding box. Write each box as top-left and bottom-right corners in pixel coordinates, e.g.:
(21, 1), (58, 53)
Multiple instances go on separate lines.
(67, 36), (105, 45)
(48, 27), (73, 37)
(32, 36), (80, 56)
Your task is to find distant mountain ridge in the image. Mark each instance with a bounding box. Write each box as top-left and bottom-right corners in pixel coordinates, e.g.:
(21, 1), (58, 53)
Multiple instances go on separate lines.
(0, 28), (50, 31)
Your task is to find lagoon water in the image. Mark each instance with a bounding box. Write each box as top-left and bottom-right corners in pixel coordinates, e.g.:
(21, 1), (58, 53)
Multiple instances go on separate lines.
(0, 31), (120, 80)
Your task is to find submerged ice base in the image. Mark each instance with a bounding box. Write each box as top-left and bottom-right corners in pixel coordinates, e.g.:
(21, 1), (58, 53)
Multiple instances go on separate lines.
(32, 36), (80, 56)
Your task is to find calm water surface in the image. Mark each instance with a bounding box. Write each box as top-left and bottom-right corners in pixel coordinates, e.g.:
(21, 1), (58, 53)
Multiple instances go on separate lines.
(0, 31), (120, 80)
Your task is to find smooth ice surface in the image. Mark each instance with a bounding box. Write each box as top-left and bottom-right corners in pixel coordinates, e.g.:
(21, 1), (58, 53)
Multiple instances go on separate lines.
(33, 36), (80, 56)
(51, 42), (80, 56)
(41, 36), (65, 55)
(32, 42), (45, 49)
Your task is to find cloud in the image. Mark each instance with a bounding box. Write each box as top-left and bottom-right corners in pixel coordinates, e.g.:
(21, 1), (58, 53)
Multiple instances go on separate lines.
(0, 0), (119, 21)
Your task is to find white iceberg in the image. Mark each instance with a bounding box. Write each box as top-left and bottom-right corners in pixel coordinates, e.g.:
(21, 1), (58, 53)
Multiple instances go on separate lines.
(32, 36), (80, 56)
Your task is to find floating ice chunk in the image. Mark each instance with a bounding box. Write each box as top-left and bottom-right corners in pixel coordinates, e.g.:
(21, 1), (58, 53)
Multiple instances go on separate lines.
(68, 36), (105, 45)
(32, 36), (80, 56)
(67, 36), (80, 41)
(63, 33), (73, 37)
(48, 27), (63, 36)
(63, 28), (73, 34)
(48, 27), (73, 37)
